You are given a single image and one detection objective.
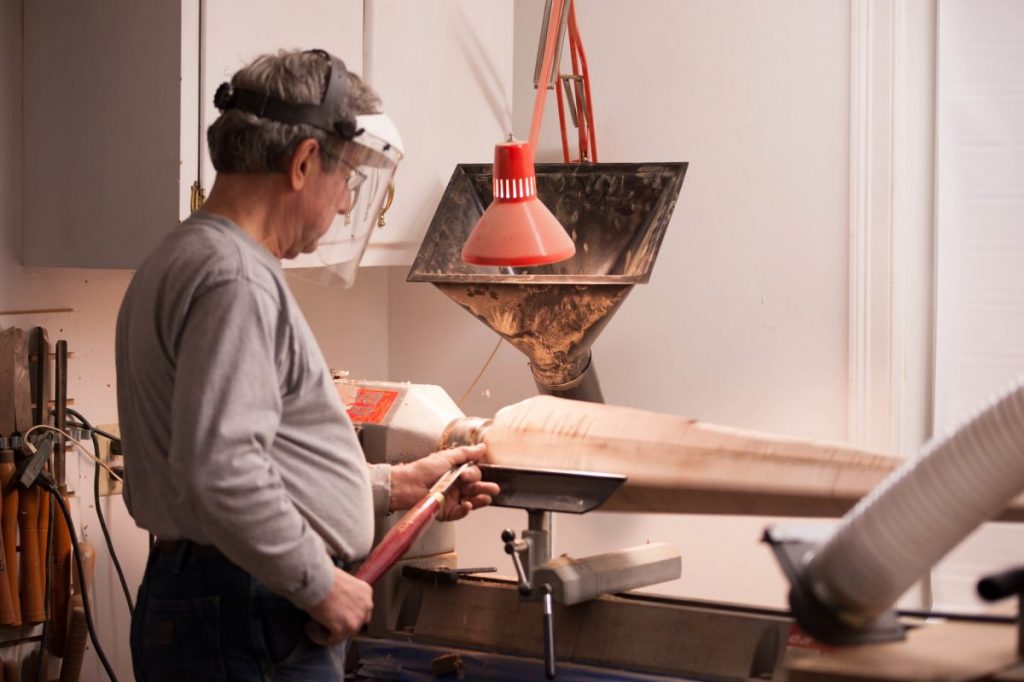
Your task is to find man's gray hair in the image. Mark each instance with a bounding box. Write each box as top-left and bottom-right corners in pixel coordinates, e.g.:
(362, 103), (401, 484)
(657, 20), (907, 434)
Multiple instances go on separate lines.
(207, 50), (381, 174)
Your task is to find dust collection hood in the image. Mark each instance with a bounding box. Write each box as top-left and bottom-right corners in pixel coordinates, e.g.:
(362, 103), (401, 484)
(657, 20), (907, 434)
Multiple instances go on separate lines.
(408, 162), (687, 402)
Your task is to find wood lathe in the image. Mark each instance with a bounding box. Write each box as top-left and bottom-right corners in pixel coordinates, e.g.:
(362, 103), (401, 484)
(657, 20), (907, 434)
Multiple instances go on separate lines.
(339, 161), (1024, 680)
(341, 379), (1024, 681)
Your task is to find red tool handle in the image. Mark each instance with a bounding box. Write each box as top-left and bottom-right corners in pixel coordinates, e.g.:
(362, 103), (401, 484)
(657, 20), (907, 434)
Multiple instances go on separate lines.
(354, 492), (444, 585)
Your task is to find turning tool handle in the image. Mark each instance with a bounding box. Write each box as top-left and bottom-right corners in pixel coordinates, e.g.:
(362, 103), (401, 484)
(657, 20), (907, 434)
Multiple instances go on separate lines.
(19, 485), (45, 622)
(0, 455), (19, 624)
(541, 583), (556, 679)
(47, 495), (73, 657)
(0, 453), (13, 624)
(354, 492), (444, 586)
(59, 542), (95, 682)
(59, 604), (87, 682)
(37, 490), (50, 606)
(0, 516), (12, 626)
(72, 542), (96, 594)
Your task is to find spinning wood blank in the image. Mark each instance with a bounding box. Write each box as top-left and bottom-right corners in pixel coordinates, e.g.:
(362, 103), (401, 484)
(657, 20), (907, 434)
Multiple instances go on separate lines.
(481, 396), (1024, 519)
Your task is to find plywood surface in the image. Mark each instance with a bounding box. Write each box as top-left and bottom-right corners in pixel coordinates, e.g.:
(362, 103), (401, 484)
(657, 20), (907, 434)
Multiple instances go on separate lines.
(787, 621), (1019, 682)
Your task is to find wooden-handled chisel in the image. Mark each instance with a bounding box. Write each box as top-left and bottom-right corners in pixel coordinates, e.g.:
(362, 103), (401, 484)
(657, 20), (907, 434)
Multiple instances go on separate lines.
(58, 542), (95, 682)
(0, 328), (18, 624)
(10, 329), (45, 623)
(354, 463), (471, 585)
(0, 441), (14, 625)
(18, 482), (45, 623)
(47, 338), (73, 657)
(0, 445), (18, 625)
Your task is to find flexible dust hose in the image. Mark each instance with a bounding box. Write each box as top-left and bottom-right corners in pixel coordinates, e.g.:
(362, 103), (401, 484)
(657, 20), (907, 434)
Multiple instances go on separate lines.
(805, 378), (1024, 622)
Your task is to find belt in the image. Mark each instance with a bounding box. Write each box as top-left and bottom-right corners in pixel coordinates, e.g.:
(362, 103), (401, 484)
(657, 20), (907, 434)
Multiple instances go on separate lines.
(153, 539), (227, 560)
(153, 539), (352, 570)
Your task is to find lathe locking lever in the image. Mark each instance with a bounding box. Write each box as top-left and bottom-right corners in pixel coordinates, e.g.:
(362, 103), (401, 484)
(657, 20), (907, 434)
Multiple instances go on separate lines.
(502, 529), (557, 679)
(501, 529), (533, 596)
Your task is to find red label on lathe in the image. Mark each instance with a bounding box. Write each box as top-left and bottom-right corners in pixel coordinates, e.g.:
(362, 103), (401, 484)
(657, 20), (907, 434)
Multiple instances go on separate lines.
(346, 388), (400, 425)
(786, 623), (832, 653)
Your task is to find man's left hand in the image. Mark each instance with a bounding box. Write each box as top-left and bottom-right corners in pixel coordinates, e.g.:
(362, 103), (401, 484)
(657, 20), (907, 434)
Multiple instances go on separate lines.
(389, 444), (500, 521)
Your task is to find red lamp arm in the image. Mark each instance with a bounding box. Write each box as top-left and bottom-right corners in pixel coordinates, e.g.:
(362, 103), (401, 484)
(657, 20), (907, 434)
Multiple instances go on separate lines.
(529, 0), (566, 151)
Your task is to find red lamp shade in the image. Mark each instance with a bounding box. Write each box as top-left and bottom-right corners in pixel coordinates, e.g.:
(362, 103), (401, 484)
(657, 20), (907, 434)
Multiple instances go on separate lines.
(461, 141), (576, 267)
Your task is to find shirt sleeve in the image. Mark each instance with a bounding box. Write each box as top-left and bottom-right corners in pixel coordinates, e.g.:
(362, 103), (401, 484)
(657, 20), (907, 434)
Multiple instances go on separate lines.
(367, 463), (392, 515)
(169, 279), (335, 609)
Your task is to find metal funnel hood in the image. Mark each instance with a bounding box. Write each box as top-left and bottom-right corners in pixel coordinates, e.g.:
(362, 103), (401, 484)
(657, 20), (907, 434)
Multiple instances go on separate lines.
(408, 162), (687, 401)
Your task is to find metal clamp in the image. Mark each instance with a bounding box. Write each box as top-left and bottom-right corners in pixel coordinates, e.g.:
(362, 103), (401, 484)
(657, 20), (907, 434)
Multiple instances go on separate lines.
(762, 526), (905, 645)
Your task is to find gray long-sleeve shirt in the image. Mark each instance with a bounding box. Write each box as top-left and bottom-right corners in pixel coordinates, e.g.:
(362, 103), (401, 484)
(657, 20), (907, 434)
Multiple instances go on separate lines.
(116, 211), (389, 609)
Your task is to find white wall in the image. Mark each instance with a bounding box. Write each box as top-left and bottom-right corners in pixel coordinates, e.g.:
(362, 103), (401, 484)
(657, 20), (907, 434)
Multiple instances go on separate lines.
(389, 0), (860, 608)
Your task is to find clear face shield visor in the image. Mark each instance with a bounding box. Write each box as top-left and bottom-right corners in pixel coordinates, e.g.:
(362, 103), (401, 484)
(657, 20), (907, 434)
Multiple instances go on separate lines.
(285, 113), (403, 287)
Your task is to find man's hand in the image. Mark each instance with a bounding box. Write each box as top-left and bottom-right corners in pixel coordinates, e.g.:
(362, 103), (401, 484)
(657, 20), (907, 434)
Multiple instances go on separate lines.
(389, 444), (500, 521)
(304, 567), (373, 645)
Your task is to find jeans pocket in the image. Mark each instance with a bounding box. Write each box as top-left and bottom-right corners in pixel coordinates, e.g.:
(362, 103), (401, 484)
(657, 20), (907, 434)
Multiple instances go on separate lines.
(137, 594), (226, 681)
(260, 595), (314, 666)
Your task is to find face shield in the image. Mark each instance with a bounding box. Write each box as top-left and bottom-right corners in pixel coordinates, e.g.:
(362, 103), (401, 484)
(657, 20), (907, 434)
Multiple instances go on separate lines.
(212, 49), (404, 287)
(285, 113), (403, 287)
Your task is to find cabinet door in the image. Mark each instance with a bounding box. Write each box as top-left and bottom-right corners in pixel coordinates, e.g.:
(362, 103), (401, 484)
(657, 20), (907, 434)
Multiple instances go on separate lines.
(22, 1), (186, 268)
(197, 0), (364, 202)
(360, 0), (514, 266)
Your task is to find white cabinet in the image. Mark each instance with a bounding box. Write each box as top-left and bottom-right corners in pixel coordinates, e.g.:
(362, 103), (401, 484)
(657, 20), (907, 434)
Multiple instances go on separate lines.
(23, 0), (362, 269)
(358, 0), (514, 266)
(197, 0), (363, 214)
(23, 1), (189, 268)
(22, 0), (513, 269)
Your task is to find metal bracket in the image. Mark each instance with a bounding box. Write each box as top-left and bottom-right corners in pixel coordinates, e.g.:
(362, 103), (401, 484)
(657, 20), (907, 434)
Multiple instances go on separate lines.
(763, 526), (905, 646)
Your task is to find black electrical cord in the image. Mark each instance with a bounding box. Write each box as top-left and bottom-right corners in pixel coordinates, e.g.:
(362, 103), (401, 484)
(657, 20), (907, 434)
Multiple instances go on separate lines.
(45, 483), (120, 682)
(62, 408), (135, 615)
(91, 426), (121, 443)
(64, 408), (120, 444)
(92, 433), (134, 615)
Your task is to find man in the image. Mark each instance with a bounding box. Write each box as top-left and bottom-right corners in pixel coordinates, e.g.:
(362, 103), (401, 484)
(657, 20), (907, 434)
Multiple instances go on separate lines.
(116, 49), (498, 680)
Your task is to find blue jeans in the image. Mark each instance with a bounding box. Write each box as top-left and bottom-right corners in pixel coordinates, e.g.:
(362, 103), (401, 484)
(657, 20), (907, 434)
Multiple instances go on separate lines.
(130, 543), (348, 681)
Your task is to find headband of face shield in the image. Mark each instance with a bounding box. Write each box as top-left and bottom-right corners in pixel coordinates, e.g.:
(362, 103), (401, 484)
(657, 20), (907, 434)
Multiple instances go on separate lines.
(213, 50), (403, 287)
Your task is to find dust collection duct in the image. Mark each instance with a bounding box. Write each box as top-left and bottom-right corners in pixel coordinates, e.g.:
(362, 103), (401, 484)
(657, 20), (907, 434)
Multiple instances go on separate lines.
(766, 377), (1024, 644)
(408, 162), (687, 403)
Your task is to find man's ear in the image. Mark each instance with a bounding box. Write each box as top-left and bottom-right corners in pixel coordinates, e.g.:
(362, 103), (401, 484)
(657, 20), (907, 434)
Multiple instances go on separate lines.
(288, 138), (321, 191)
